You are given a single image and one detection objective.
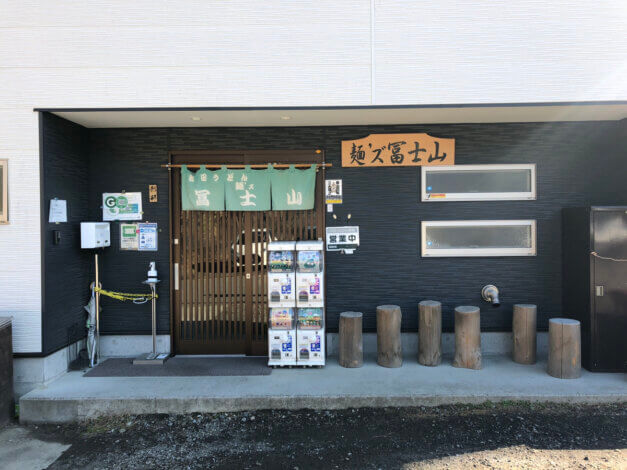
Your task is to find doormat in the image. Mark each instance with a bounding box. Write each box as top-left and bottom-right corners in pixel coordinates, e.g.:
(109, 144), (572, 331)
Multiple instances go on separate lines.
(83, 356), (272, 377)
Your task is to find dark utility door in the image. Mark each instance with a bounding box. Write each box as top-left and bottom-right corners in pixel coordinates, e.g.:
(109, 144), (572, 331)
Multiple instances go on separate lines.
(591, 208), (627, 371)
(170, 150), (325, 356)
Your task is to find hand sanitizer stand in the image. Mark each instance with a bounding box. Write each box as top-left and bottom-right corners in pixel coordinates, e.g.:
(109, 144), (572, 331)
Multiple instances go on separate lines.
(133, 262), (169, 365)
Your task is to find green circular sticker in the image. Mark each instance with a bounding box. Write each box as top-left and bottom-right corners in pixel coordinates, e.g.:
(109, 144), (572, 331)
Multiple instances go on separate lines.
(104, 196), (117, 208)
(116, 196), (128, 208)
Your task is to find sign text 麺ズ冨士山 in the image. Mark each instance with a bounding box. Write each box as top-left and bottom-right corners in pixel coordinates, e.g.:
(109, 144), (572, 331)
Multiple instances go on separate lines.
(341, 133), (455, 167)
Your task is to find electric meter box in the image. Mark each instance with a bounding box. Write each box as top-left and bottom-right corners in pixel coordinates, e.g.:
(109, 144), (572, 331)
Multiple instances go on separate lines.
(268, 307), (296, 366)
(296, 240), (324, 308)
(267, 241), (296, 308)
(80, 222), (111, 249)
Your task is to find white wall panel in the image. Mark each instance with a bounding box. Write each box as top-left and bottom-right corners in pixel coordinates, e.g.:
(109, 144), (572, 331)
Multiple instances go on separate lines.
(373, 1), (627, 104)
(0, 141), (42, 353)
(0, 66), (372, 108)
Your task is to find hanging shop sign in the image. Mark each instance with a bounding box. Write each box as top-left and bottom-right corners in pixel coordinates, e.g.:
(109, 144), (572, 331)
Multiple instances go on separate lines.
(103, 192), (142, 221)
(270, 165), (316, 210)
(341, 133), (455, 167)
(120, 223), (139, 250)
(181, 165), (316, 212)
(181, 165), (226, 211)
(325, 179), (343, 204)
(326, 226), (360, 253)
(138, 222), (158, 251)
(225, 166), (271, 211)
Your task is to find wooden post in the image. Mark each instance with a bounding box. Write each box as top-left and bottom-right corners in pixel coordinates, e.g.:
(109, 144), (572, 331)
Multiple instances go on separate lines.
(512, 304), (537, 364)
(376, 305), (402, 368)
(548, 318), (581, 379)
(453, 306), (481, 370)
(418, 300), (442, 366)
(339, 312), (363, 368)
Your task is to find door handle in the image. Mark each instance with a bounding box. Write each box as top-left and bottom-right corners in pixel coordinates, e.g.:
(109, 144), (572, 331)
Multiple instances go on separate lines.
(174, 263), (179, 291)
(595, 285), (604, 297)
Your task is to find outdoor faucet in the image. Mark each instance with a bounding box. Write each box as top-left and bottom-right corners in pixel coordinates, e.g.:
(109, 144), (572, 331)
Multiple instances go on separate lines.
(481, 284), (500, 307)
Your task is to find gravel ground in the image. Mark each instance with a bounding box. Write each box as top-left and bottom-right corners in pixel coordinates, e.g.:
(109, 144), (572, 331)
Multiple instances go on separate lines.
(22, 402), (627, 469)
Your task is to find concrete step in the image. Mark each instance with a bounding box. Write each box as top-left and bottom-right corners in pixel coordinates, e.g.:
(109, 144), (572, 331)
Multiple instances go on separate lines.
(19, 355), (627, 424)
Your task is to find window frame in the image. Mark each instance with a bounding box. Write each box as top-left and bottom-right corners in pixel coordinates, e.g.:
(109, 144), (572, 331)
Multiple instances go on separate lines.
(420, 219), (537, 257)
(0, 159), (7, 224)
(421, 164), (537, 202)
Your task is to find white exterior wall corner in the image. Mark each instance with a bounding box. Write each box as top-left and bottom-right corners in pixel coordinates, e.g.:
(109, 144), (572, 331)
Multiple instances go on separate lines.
(1, 1), (625, 353)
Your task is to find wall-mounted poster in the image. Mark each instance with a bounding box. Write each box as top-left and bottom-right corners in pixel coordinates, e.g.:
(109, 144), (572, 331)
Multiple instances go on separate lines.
(120, 223), (139, 250)
(103, 192), (142, 221)
(325, 179), (342, 204)
(138, 222), (158, 251)
(341, 133), (455, 167)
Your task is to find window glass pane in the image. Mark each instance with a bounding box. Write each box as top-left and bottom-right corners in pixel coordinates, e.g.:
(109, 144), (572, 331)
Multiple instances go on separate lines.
(426, 169), (531, 193)
(426, 225), (532, 249)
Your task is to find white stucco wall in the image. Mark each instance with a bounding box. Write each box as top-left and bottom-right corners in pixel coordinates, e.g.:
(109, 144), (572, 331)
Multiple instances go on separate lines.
(1, 1), (626, 352)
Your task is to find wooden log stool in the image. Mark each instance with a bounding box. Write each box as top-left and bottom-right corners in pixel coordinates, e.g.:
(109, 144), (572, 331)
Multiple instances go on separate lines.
(452, 306), (482, 370)
(548, 318), (581, 379)
(512, 304), (537, 364)
(339, 312), (363, 368)
(376, 305), (402, 368)
(418, 300), (442, 366)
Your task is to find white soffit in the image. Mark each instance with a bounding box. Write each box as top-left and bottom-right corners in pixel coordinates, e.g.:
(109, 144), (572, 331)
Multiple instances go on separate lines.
(50, 104), (627, 128)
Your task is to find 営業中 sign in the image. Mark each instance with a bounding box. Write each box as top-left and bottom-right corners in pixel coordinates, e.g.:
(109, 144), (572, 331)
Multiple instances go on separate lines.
(341, 133), (455, 167)
(326, 226), (360, 252)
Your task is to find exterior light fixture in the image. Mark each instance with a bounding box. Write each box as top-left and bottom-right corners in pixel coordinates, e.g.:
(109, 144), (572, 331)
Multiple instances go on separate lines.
(191, 116), (201, 121)
(280, 116), (292, 120)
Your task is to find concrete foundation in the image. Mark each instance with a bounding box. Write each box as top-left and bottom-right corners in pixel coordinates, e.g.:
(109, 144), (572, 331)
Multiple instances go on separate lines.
(19, 352), (626, 424)
(13, 339), (84, 398)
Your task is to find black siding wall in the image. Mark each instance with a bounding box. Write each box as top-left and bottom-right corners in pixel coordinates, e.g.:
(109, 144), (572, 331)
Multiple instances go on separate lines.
(87, 120), (627, 334)
(42, 116), (627, 348)
(41, 113), (90, 354)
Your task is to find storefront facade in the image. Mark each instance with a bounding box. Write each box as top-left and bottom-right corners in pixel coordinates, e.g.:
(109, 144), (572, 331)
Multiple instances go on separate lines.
(2, 2), (626, 391)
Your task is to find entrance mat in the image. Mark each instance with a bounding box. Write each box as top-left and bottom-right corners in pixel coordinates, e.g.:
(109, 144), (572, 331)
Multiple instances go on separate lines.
(83, 356), (271, 377)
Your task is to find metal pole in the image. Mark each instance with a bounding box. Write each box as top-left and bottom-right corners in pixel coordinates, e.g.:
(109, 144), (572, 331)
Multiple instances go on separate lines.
(161, 163), (331, 169)
(95, 253), (100, 363)
(151, 283), (157, 356)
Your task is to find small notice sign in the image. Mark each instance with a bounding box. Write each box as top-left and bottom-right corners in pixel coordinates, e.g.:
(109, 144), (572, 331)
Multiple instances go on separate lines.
(138, 223), (158, 251)
(120, 223), (139, 250)
(325, 179), (343, 204)
(341, 133), (455, 167)
(48, 199), (67, 223)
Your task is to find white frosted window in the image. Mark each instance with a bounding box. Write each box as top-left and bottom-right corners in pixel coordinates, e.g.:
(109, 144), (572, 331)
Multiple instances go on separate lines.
(422, 164), (536, 201)
(421, 220), (536, 257)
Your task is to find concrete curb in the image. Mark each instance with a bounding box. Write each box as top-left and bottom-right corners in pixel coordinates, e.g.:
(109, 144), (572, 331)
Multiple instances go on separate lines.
(20, 393), (627, 424)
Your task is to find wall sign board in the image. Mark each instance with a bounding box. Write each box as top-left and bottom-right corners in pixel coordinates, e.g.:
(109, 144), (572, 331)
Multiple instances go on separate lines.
(326, 226), (360, 253)
(103, 192), (142, 221)
(342, 133), (455, 167)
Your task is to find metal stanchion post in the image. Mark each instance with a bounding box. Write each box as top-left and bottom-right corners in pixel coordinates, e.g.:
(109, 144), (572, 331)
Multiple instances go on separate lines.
(95, 253), (100, 364)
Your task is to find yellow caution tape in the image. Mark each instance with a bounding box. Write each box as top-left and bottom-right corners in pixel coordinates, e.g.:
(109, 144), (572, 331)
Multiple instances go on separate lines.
(94, 287), (158, 302)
